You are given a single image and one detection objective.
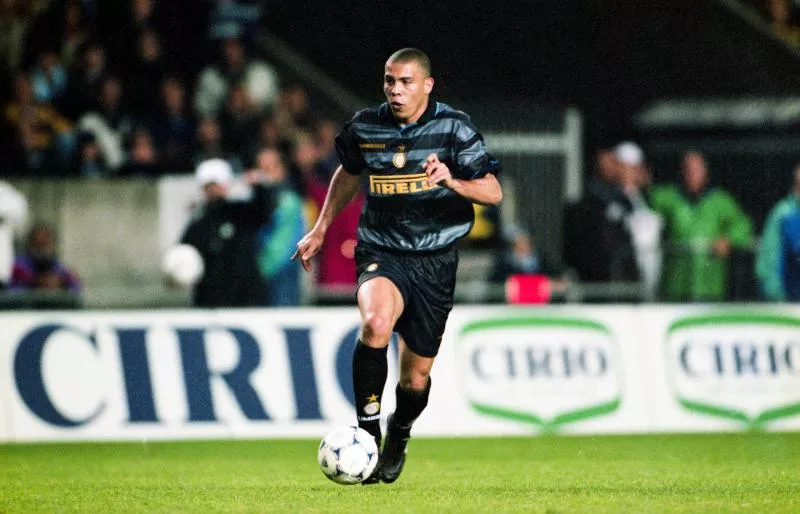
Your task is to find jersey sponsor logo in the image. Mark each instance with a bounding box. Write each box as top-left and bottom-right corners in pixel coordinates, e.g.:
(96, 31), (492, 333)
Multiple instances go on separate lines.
(369, 173), (436, 196)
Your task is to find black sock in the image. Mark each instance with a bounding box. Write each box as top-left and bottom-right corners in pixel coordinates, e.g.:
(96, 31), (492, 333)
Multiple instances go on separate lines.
(352, 341), (388, 446)
(391, 378), (431, 438)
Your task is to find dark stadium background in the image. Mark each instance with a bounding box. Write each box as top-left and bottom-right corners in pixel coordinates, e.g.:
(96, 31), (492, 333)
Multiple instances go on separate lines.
(264, 0), (800, 228)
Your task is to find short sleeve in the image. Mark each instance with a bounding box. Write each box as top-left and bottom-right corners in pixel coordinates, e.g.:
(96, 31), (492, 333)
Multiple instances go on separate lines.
(334, 122), (366, 175)
(453, 118), (502, 180)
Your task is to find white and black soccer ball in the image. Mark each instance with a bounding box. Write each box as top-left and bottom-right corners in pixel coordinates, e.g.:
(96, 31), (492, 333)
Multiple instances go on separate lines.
(317, 426), (379, 485)
(161, 244), (204, 287)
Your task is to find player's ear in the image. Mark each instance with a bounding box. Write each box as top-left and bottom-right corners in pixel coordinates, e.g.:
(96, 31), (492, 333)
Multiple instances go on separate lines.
(424, 77), (434, 95)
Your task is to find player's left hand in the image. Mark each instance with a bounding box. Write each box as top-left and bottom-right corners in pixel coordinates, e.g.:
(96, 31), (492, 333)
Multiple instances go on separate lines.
(423, 154), (457, 189)
(292, 227), (325, 273)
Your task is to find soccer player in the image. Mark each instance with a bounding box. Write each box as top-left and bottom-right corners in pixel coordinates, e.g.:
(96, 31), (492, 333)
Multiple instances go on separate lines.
(293, 48), (502, 483)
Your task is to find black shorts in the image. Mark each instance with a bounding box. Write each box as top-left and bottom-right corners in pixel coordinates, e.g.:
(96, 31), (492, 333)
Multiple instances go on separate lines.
(355, 243), (458, 357)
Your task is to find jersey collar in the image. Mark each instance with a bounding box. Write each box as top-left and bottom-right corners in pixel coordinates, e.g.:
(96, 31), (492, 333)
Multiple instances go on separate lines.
(381, 99), (438, 128)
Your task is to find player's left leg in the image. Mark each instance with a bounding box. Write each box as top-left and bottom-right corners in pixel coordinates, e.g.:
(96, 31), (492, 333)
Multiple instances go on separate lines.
(379, 338), (434, 483)
(379, 244), (456, 483)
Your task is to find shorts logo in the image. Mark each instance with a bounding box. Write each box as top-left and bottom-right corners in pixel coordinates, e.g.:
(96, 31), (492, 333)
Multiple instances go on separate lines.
(363, 402), (380, 415)
(369, 173), (436, 196)
(367, 263), (379, 272)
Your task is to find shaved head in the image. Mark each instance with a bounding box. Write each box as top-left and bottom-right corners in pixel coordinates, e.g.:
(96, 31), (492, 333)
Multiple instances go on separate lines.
(386, 48), (431, 77)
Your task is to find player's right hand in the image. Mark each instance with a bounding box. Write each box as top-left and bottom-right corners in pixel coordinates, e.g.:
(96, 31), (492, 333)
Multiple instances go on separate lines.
(292, 228), (325, 273)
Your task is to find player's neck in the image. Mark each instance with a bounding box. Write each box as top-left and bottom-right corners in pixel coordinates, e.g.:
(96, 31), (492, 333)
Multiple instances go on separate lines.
(394, 99), (429, 127)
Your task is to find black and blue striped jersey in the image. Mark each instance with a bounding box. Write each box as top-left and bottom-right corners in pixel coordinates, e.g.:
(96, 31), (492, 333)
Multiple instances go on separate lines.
(335, 101), (501, 252)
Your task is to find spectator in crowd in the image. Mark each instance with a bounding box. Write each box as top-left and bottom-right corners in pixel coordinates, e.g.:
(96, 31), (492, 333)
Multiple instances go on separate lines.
(30, 50), (67, 103)
(564, 147), (639, 286)
(77, 75), (134, 171)
(3, 72), (74, 176)
(208, 0), (263, 41)
(254, 116), (281, 149)
(10, 222), (80, 292)
(126, 28), (167, 117)
(108, 0), (159, 69)
(253, 148), (305, 306)
(194, 36), (279, 118)
(769, 0), (800, 27)
(313, 118), (341, 182)
(0, 0), (31, 71)
(62, 41), (107, 120)
(756, 163), (800, 301)
(615, 141), (663, 301)
(118, 128), (164, 178)
(274, 83), (314, 137)
(73, 131), (107, 178)
(151, 76), (194, 172)
(490, 223), (564, 286)
(249, 116), (292, 159)
(767, 0), (800, 45)
(289, 130), (320, 196)
(650, 151), (753, 302)
(131, 0), (156, 31)
(179, 158), (274, 307)
(193, 116), (243, 173)
(58, 0), (90, 69)
(0, 181), (28, 288)
(219, 82), (260, 162)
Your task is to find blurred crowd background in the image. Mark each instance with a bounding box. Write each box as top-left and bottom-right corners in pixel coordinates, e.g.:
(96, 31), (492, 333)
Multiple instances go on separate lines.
(1, 0), (799, 309)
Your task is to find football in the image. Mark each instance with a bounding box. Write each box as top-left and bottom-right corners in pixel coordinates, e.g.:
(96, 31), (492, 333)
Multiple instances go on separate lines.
(161, 244), (204, 287)
(317, 426), (379, 485)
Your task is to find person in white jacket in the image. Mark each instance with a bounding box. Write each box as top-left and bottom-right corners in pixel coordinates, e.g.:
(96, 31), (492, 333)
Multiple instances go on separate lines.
(0, 181), (28, 288)
(615, 141), (663, 301)
(77, 76), (133, 171)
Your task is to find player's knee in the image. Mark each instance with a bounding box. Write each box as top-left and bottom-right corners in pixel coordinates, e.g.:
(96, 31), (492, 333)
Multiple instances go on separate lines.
(399, 369), (430, 392)
(361, 312), (392, 347)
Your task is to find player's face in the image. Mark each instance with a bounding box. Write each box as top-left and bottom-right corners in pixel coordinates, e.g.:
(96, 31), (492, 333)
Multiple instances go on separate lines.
(383, 60), (433, 125)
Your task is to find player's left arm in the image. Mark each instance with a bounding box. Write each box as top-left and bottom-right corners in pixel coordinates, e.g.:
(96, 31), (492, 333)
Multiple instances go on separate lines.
(424, 154), (502, 205)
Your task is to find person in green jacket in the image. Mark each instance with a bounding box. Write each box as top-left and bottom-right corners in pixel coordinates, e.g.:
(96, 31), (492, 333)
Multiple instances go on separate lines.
(254, 147), (306, 306)
(650, 151), (753, 302)
(755, 165), (800, 301)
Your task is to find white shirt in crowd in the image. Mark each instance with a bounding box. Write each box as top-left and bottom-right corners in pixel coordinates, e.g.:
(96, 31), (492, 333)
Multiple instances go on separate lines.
(0, 181), (28, 285)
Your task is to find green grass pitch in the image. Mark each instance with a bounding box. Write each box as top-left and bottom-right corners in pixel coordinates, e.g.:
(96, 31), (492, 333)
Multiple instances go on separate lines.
(1, 433), (798, 513)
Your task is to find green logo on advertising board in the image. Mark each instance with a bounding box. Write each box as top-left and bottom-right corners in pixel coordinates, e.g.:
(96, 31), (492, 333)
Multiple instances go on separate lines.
(665, 312), (800, 429)
(457, 317), (622, 432)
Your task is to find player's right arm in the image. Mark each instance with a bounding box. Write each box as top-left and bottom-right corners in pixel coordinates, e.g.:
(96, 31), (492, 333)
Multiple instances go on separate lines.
(292, 165), (361, 272)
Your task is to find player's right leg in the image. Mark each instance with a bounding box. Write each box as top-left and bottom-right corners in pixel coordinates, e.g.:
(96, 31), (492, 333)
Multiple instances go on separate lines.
(354, 276), (404, 483)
